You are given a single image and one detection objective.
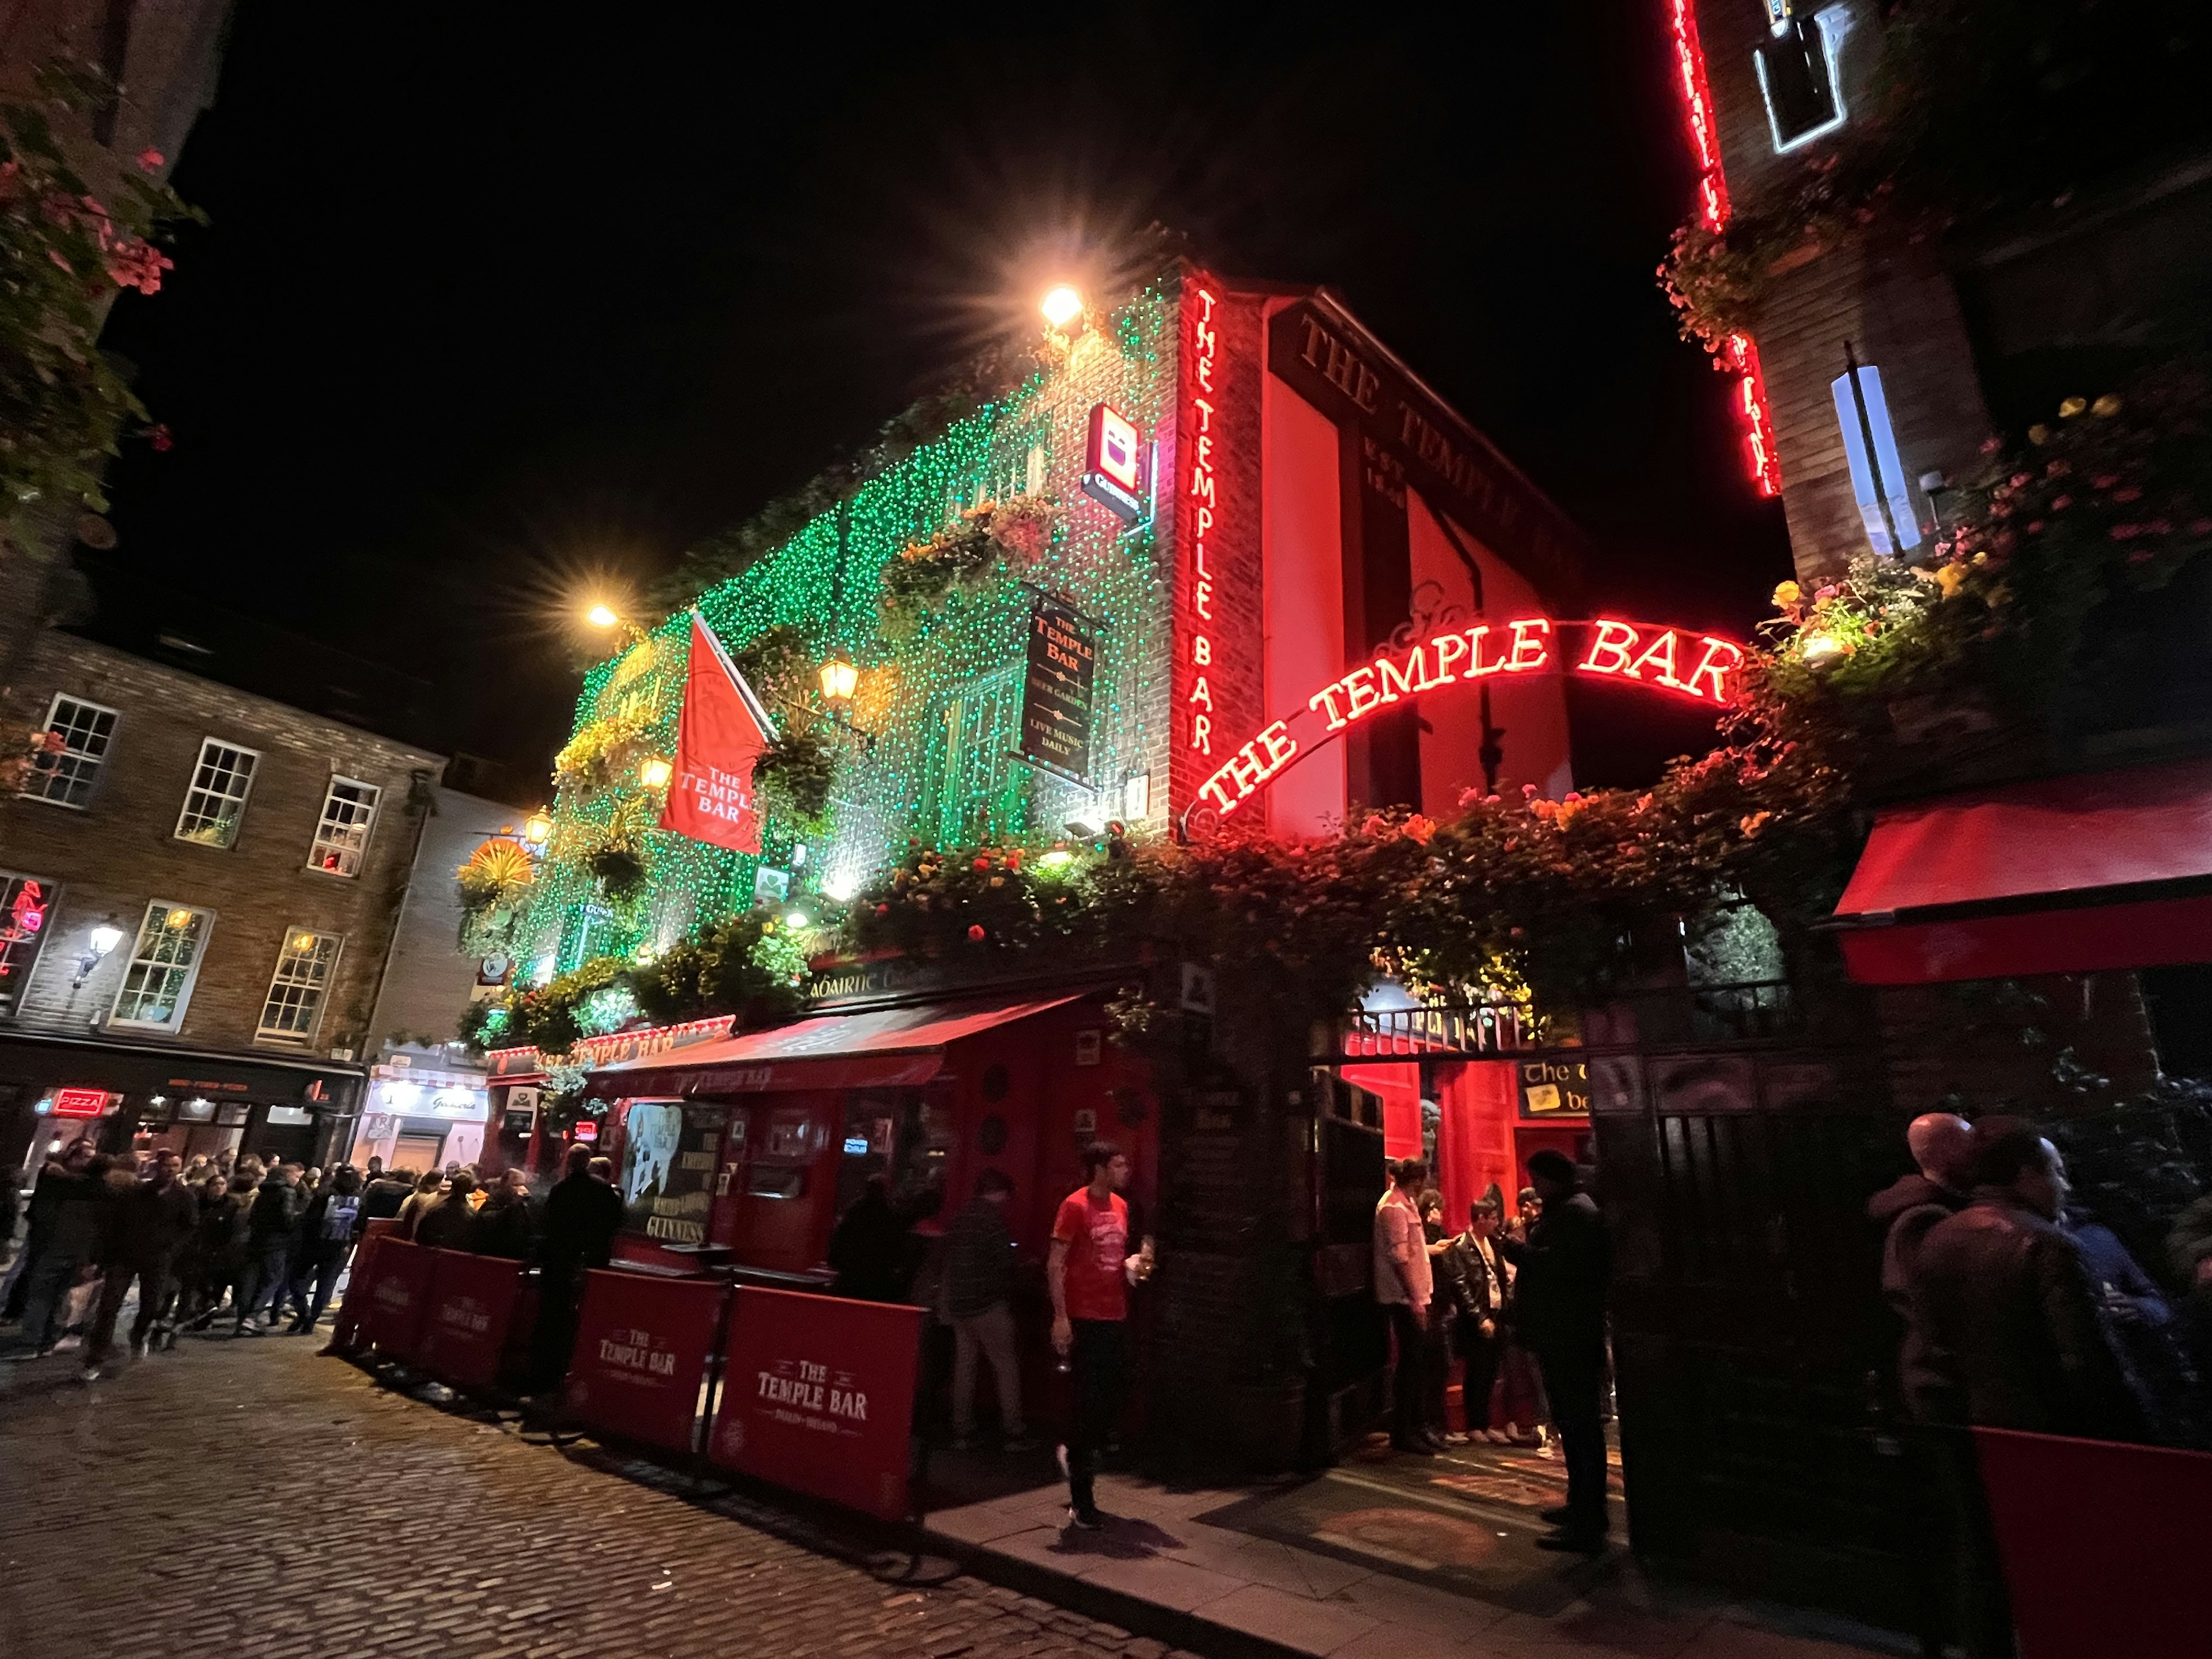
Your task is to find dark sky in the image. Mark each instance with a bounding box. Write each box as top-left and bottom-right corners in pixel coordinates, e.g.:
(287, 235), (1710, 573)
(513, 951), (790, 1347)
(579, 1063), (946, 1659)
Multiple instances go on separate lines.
(97, 1), (1790, 787)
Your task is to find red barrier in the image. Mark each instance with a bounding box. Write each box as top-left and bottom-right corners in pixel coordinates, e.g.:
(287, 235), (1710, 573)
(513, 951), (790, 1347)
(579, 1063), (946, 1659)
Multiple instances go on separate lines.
(707, 1286), (924, 1521)
(562, 1271), (728, 1455)
(1975, 1427), (2212, 1657)
(415, 1251), (535, 1391)
(362, 1239), (438, 1362)
(327, 1225), (392, 1357)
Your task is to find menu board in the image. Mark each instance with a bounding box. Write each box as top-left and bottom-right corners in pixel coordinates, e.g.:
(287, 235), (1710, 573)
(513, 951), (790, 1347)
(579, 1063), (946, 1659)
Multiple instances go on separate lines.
(1018, 592), (1096, 780)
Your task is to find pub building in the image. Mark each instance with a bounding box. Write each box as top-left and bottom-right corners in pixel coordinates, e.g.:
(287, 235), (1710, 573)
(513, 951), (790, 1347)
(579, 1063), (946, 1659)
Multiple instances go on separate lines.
(491, 260), (1825, 1577)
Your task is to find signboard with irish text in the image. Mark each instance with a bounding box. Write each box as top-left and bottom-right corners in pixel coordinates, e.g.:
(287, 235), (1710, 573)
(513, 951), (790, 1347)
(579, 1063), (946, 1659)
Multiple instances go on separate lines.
(1018, 592), (1096, 781)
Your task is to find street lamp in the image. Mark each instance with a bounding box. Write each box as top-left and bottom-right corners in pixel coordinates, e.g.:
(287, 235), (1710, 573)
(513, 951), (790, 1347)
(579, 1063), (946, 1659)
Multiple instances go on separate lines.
(586, 603), (622, 629)
(819, 649), (859, 706)
(638, 756), (673, 788)
(1041, 285), (1084, 331)
(74, 920), (124, 988)
(522, 810), (553, 846)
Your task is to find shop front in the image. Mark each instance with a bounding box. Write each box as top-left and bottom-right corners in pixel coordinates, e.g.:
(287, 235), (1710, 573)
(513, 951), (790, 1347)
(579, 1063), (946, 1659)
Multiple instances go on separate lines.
(0, 1031), (363, 1173)
(346, 1066), (493, 1176)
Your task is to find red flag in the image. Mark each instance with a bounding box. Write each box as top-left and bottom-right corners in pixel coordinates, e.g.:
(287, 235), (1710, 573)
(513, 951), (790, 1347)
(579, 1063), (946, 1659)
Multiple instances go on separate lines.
(660, 615), (778, 854)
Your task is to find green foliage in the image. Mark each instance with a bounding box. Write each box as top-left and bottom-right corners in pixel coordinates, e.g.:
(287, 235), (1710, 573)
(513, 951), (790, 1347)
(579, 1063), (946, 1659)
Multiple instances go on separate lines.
(751, 727), (836, 824)
(0, 63), (203, 512)
(455, 998), (507, 1053)
(630, 911), (809, 1029)
(504, 957), (625, 1055)
(878, 497), (1055, 637)
(732, 623), (812, 702)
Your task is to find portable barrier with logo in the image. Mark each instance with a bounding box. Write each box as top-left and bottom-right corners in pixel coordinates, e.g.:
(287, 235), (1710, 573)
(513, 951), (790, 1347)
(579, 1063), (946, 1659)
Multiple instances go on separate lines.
(415, 1250), (537, 1391)
(361, 1238), (438, 1362)
(706, 1285), (925, 1522)
(562, 1270), (729, 1456)
(326, 1218), (397, 1357)
(1975, 1426), (2212, 1657)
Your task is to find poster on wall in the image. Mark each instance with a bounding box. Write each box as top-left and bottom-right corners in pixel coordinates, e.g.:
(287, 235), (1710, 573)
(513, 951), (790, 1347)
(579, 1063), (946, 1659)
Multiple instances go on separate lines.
(618, 1100), (723, 1245)
(1518, 1058), (1590, 1118)
(1018, 592), (1096, 781)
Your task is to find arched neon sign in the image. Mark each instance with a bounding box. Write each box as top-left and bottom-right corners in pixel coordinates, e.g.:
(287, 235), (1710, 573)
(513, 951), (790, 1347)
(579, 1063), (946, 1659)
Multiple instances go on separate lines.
(1191, 616), (1745, 821)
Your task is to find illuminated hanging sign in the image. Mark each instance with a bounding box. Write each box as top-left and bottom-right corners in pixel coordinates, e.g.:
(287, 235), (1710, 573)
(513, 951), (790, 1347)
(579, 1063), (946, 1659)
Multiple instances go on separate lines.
(1017, 591), (1096, 779)
(1080, 403), (1145, 521)
(52, 1087), (110, 1118)
(1191, 616), (1745, 821)
(1669, 0), (1781, 498)
(1183, 286), (1222, 762)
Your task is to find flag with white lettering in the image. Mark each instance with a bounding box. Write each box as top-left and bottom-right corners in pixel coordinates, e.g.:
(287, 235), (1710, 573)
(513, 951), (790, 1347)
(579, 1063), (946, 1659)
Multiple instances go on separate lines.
(660, 615), (777, 855)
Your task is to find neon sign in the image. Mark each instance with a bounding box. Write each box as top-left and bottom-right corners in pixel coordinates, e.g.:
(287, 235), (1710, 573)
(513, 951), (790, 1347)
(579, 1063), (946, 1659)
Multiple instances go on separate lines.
(52, 1087), (109, 1118)
(1183, 286), (1222, 760)
(1192, 617), (1745, 821)
(1668, 0), (1781, 498)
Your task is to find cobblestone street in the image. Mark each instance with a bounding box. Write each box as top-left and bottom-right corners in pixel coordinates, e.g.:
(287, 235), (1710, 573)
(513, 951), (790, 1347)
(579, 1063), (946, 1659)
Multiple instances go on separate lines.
(0, 1337), (1185, 1659)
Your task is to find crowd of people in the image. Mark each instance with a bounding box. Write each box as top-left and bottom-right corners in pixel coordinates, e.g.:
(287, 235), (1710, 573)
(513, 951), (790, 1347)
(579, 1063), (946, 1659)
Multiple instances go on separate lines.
(1872, 1111), (2211, 1659)
(1373, 1149), (1611, 1554)
(0, 1138), (627, 1387)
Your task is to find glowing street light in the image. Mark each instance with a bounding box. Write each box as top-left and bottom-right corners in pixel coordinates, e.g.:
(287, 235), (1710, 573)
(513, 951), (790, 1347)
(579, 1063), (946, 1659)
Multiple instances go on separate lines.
(819, 650), (858, 706)
(1041, 285), (1084, 331)
(522, 810), (553, 846)
(638, 756), (673, 789)
(586, 603), (622, 629)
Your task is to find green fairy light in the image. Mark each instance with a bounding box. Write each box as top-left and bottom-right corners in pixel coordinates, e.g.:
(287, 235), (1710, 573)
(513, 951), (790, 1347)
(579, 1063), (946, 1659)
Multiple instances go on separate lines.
(513, 274), (1183, 984)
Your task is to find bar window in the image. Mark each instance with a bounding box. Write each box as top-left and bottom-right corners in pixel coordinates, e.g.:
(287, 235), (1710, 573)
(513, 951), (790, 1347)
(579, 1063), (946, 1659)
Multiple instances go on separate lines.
(174, 738), (260, 849)
(19, 694), (119, 809)
(1756, 10), (1850, 153)
(257, 929), (342, 1043)
(111, 902), (214, 1029)
(308, 777), (381, 877)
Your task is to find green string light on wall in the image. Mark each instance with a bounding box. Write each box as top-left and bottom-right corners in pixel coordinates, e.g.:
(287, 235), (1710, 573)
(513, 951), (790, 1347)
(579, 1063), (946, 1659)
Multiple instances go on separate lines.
(513, 275), (1180, 985)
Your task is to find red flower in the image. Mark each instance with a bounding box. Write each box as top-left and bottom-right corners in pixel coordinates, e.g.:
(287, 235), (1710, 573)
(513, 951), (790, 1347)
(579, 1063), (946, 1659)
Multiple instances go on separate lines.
(105, 239), (172, 296)
(145, 423), (173, 452)
(971, 855), (990, 872)
(135, 148), (164, 173)
(966, 924), (986, 942)
(873, 903), (889, 917)
(2112, 487), (2143, 503)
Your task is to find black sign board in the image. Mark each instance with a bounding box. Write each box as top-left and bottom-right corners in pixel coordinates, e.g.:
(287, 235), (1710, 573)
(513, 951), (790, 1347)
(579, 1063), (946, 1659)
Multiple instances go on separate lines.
(1517, 1057), (1591, 1118)
(1018, 592), (1096, 780)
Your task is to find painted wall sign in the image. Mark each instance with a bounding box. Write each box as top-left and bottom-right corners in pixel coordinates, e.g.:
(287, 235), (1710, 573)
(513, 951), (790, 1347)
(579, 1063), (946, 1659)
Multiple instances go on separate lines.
(1081, 403), (1145, 520)
(1519, 1057), (1591, 1119)
(1017, 591), (1096, 779)
(1191, 616), (1745, 823)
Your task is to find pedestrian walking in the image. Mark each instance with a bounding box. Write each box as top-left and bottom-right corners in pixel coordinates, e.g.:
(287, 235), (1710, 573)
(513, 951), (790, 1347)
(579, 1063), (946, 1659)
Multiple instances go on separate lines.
(5, 1146), (109, 1357)
(1499, 1148), (1611, 1552)
(412, 1171), (478, 1251)
(286, 1166), (363, 1334)
(530, 1149), (625, 1391)
(2, 1139), (96, 1324)
(1445, 1198), (1511, 1442)
(232, 1162), (305, 1335)
(393, 1169), (444, 1239)
(1372, 1157), (1435, 1455)
(944, 1169), (1034, 1452)
(1048, 1141), (1151, 1529)
(83, 1151), (197, 1377)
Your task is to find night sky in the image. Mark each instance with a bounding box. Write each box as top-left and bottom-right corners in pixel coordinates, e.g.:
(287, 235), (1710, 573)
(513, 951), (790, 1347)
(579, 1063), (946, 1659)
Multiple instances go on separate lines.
(95, 2), (1790, 790)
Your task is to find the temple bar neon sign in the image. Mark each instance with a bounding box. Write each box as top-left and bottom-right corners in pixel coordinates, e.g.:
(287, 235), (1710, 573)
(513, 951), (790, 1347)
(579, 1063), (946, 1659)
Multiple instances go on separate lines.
(1195, 617), (1745, 820)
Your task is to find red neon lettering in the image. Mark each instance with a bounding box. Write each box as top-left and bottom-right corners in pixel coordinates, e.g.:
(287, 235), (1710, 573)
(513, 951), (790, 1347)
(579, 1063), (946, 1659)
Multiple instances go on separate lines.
(1624, 629), (1682, 686)
(1195, 355), (1214, 392)
(1195, 287), (1216, 323)
(1256, 720), (1296, 772)
(1224, 741), (1268, 797)
(1466, 624), (1501, 677)
(1308, 684), (1348, 730)
(1193, 635), (1211, 665)
(1191, 713), (1211, 752)
(1682, 637), (1742, 702)
(1341, 666), (1381, 722)
(1430, 632), (1468, 681)
(1376, 647), (1429, 702)
(1195, 581), (1213, 620)
(1505, 619), (1551, 672)
(1195, 506), (1213, 537)
(1191, 396), (1214, 432)
(1580, 620), (1638, 675)
(1199, 774), (1237, 816)
(1189, 675), (1213, 709)
(1190, 465), (1214, 505)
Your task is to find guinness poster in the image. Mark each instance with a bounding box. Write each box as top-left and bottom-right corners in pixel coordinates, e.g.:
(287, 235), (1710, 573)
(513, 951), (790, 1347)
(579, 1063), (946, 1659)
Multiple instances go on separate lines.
(1018, 592), (1096, 781)
(619, 1100), (724, 1245)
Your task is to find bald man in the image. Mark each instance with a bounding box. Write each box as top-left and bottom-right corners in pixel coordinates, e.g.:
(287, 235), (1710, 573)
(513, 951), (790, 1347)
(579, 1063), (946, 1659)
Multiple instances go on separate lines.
(1869, 1112), (1973, 1413)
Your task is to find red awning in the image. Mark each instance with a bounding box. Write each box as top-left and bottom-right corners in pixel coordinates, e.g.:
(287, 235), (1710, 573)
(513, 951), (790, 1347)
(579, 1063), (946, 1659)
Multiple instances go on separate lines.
(585, 991), (1086, 1095)
(1831, 757), (2212, 984)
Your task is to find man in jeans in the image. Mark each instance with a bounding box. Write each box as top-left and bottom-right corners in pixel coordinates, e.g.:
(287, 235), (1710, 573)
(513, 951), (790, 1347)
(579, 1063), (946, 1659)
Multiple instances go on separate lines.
(1373, 1157), (1437, 1455)
(1049, 1141), (1152, 1529)
(84, 1150), (196, 1378)
(233, 1162), (305, 1335)
(944, 1169), (1035, 1452)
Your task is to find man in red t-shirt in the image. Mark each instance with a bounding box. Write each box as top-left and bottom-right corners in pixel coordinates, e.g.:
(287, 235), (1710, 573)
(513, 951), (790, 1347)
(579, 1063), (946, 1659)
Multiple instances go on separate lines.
(1049, 1140), (1152, 1528)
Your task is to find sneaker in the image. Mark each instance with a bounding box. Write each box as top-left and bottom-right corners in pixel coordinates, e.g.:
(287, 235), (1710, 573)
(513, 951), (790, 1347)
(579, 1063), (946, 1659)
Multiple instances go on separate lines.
(78, 1363), (101, 1384)
(1065, 1506), (1105, 1531)
(52, 1335), (81, 1353)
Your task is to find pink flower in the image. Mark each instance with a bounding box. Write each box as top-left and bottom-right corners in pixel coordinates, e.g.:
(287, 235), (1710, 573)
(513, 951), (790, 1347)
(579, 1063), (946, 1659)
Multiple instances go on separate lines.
(2111, 524), (2141, 541)
(965, 924), (986, 942)
(1979, 436), (2003, 454)
(135, 148), (164, 173)
(105, 239), (172, 295)
(2051, 495), (2073, 510)
(2027, 521), (2045, 535)
(2010, 473), (2032, 488)
(2092, 474), (2120, 490)
(145, 423), (173, 453)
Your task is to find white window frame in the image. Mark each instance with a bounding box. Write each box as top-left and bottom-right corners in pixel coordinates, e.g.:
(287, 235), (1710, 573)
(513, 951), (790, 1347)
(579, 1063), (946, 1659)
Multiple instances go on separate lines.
(1756, 6), (1853, 154)
(108, 901), (215, 1031)
(255, 928), (343, 1044)
(305, 775), (381, 878)
(19, 693), (120, 810)
(173, 737), (262, 849)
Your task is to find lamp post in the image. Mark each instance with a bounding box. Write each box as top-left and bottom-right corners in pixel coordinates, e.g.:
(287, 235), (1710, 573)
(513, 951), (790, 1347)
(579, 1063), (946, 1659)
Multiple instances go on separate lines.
(74, 919), (124, 988)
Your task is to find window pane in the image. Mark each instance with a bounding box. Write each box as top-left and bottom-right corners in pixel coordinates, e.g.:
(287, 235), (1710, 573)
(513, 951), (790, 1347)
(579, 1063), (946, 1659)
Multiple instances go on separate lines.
(112, 904), (211, 1027)
(257, 929), (340, 1040)
(20, 696), (118, 809)
(0, 872), (59, 1018)
(1758, 17), (1841, 148)
(175, 740), (259, 849)
(308, 778), (380, 877)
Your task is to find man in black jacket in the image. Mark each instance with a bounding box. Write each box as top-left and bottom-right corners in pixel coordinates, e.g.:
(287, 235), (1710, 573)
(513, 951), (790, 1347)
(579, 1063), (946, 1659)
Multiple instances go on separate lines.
(85, 1152), (196, 1376)
(530, 1149), (625, 1390)
(1868, 1111), (1973, 1410)
(1500, 1148), (1611, 1552)
(233, 1163), (306, 1335)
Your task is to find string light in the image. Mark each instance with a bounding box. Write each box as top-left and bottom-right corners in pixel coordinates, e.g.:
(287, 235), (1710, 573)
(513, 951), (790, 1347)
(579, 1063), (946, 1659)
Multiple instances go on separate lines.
(513, 275), (1179, 977)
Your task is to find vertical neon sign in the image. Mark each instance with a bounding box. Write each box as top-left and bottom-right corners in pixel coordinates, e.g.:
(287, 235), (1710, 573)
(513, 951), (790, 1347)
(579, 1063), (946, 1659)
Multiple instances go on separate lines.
(1185, 285), (1220, 760)
(1669, 0), (1782, 498)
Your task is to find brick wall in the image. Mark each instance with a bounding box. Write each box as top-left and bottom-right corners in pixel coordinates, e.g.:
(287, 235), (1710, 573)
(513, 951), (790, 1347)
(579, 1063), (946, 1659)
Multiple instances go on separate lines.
(367, 784), (520, 1052)
(1, 634), (441, 1058)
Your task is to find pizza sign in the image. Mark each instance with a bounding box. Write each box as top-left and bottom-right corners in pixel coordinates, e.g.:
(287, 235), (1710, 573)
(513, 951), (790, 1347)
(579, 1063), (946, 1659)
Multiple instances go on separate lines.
(53, 1088), (109, 1118)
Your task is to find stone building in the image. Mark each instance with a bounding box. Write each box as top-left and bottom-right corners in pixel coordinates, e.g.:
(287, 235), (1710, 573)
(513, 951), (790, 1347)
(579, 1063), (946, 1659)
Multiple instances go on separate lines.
(0, 629), (442, 1169)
